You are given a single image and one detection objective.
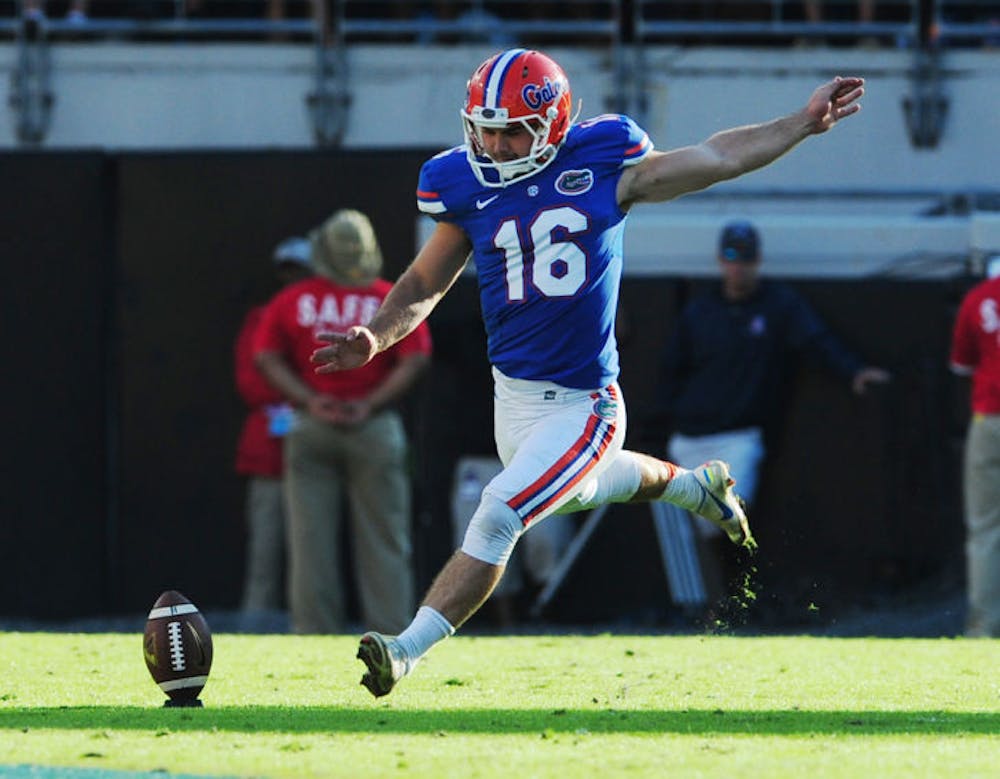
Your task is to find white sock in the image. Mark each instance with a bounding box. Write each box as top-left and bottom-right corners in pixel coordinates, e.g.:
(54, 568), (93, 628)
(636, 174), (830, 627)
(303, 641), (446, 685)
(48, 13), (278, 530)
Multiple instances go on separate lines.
(659, 466), (702, 511)
(395, 606), (455, 673)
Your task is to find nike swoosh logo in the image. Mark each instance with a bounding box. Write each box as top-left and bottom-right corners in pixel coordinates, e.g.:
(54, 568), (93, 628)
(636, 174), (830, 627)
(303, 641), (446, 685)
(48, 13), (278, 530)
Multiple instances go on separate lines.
(698, 471), (734, 519)
(476, 195), (500, 210)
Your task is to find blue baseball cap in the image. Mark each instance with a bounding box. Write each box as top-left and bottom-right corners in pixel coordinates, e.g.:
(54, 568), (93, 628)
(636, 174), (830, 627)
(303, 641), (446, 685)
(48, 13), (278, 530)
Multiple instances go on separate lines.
(719, 221), (760, 262)
(273, 236), (312, 269)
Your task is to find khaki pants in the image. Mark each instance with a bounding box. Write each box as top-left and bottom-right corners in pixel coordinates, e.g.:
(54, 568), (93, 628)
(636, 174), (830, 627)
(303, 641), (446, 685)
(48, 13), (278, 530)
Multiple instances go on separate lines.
(963, 414), (1000, 637)
(284, 410), (414, 634)
(240, 476), (286, 612)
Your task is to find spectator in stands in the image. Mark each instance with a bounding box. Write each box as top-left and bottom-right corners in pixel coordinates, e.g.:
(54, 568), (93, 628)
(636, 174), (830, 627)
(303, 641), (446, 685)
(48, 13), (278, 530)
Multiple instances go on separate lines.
(233, 236), (313, 632)
(803, 0), (880, 45)
(23, 0), (89, 24)
(254, 209), (432, 635)
(804, 0), (874, 25)
(411, 1), (513, 45)
(659, 220), (890, 613)
(184, 0), (326, 40)
(263, 0), (326, 33)
(949, 256), (1000, 638)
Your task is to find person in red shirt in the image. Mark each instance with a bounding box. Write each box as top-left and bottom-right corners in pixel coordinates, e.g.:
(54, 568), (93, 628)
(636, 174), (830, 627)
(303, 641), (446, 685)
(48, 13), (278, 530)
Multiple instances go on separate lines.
(234, 236), (314, 629)
(949, 257), (1000, 638)
(254, 209), (432, 634)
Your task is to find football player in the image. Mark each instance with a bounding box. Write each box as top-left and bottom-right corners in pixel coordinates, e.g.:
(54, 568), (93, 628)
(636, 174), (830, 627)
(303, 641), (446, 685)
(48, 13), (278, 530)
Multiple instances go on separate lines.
(311, 48), (865, 697)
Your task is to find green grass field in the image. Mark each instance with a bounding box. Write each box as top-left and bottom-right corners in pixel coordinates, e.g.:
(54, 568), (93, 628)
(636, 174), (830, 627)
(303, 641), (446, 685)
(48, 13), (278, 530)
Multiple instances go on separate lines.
(1, 632), (997, 778)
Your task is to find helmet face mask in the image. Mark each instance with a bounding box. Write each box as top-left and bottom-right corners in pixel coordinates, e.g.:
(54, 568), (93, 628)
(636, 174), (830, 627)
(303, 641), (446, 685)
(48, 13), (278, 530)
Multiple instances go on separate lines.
(462, 49), (573, 188)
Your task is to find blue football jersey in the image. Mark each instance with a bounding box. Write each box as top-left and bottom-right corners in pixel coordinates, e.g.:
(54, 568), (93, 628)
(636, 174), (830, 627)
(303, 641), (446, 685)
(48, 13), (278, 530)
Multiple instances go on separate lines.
(417, 114), (652, 389)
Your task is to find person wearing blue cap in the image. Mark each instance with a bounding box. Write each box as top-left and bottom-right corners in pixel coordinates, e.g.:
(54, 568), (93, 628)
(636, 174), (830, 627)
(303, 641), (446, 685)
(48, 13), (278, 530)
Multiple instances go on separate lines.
(659, 220), (890, 616)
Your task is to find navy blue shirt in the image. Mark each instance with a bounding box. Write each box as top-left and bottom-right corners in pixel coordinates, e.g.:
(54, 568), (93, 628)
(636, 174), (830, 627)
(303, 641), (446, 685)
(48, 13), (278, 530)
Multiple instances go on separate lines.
(661, 280), (864, 436)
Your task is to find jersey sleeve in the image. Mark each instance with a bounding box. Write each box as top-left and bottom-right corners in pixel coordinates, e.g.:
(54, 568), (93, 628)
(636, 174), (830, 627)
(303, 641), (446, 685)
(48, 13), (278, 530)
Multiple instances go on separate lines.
(619, 114), (653, 166)
(571, 113), (653, 169)
(417, 146), (467, 222)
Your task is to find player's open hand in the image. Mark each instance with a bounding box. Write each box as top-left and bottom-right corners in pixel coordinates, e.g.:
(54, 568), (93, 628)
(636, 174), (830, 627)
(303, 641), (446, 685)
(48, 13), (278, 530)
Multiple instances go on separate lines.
(805, 76), (864, 134)
(311, 326), (378, 373)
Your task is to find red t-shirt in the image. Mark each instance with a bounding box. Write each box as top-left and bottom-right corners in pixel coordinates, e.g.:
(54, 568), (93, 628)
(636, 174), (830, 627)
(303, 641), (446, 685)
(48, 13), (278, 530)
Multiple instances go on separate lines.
(234, 305), (285, 477)
(253, 276), (433, 400)
(950, 276), (1000, 414)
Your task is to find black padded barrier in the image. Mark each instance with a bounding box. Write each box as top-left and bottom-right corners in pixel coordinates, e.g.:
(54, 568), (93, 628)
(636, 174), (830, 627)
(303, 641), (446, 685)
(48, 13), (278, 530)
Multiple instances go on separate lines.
(0, 152), (111, 619)
(0, 148), (972, 629)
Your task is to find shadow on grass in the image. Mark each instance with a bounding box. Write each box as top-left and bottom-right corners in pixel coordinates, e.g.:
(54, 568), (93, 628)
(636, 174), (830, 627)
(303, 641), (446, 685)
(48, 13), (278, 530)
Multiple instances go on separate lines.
(1, 707), (997, 735)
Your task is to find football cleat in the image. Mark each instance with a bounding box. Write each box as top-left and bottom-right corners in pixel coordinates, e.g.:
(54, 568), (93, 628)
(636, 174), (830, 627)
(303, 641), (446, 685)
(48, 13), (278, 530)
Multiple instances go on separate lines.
(357, 631), (408, 698)
(692, 460), (755, 549)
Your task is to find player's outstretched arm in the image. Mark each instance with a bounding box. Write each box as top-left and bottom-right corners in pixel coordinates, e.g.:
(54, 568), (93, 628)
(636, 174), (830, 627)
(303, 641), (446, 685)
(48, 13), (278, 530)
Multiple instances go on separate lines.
(312, 221), (471, 374)
(618, 76), (864, 208)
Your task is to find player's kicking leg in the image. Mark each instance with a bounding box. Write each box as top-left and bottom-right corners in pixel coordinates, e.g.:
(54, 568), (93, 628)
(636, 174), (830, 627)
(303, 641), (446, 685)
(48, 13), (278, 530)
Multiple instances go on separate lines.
(572, 451), (754, 549)
(634, 453), (754, 548)
(357, 631), (408, 698)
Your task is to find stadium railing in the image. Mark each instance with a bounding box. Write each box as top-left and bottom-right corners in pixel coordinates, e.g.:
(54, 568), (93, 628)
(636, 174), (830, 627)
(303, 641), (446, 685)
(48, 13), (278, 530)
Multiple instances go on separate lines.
(932, 0), (1000, 45)
(633, 0), (921, 46)
(0, 1), (321, 40)
(2, 1), (998, 47)
(2, 1), (998, 146)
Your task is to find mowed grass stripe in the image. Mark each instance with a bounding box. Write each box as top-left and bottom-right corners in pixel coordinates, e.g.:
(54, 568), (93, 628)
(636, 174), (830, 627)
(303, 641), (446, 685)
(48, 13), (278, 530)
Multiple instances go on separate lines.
(1, 633), (996, 779)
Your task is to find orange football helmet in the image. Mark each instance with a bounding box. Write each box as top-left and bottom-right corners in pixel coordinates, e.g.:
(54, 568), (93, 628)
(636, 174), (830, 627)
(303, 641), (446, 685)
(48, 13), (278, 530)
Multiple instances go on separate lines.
(462, 48), (575, 187)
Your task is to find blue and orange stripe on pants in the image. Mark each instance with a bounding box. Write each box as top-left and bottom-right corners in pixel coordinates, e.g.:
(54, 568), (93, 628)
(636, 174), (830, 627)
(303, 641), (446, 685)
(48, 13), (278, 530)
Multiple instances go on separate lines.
(506, 385), (619, 526)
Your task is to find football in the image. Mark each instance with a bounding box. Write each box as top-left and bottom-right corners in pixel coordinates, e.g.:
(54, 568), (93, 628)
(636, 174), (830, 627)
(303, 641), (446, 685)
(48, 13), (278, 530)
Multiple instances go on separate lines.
(142, 590), (213, 706)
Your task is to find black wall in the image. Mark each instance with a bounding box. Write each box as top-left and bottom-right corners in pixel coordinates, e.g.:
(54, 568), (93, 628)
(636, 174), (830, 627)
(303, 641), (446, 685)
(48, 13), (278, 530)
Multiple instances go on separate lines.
(0, 149), (972, 627)
(0, 153), (110, 618)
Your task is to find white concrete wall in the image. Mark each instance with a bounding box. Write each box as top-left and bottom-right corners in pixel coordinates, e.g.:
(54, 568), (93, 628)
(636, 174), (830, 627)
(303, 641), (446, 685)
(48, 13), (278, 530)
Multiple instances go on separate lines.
(641, 46), (1000, 194)
(1, 44), (319, 148)
(2, 43), (997, 192)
